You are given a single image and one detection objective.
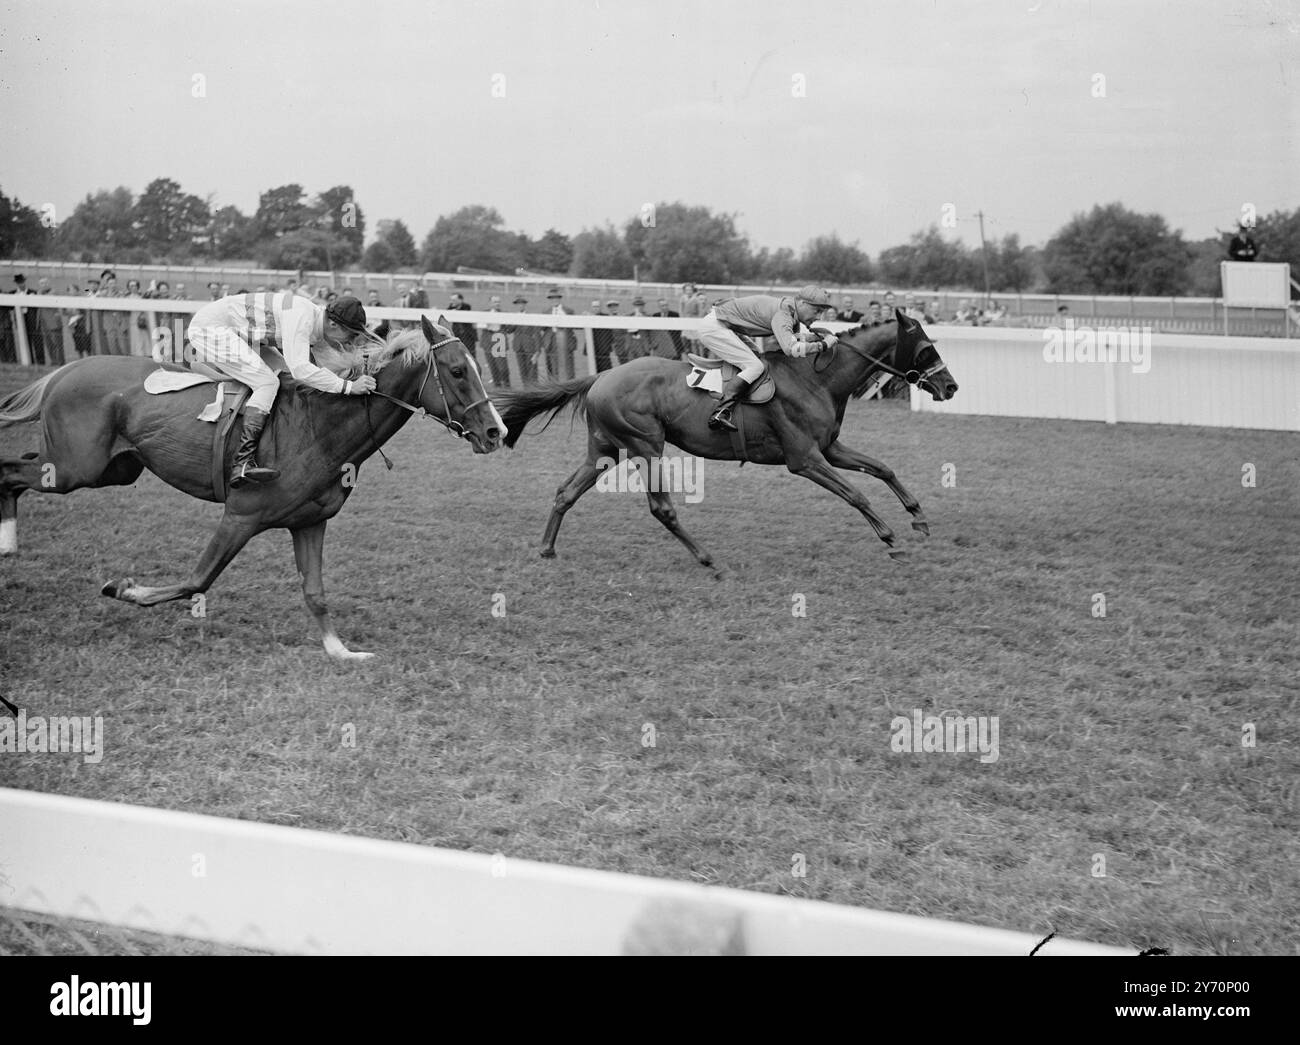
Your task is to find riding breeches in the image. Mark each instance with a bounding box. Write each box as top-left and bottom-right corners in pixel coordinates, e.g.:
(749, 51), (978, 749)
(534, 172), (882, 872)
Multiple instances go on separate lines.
(186, 318), (280, 412)
(693, 311), (766, 383)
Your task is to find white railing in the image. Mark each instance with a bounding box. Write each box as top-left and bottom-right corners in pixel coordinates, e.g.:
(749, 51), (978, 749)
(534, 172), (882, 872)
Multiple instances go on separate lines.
(911, 325), (1300, 431)
(2, 259), (1292, 333)
(0, 788), (1131, 955)
(3, 296), (1296, 431)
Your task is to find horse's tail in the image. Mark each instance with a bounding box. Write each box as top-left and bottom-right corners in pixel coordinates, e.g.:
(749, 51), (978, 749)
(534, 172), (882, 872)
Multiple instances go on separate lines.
(498, 375), (600, 449)
(0, 370), (61, 428)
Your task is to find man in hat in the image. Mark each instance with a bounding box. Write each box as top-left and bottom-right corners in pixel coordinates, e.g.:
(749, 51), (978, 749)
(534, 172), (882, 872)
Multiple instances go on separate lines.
(186, 291), (377, 488)
(508, 295), (539, 385)
(694, 285), (839, 431)
(11, 273), (44, 364)
(589, 300), (614, 372)
(480, 293), (510, 389)
(603, 299), (627, 367)
(1228, 220), (1258, 262)
(679, 282), (708, 355)
(0, 274), (24, 363)
(540, 287), (575, 381)
(36, 276), (66, 365)
(97, 269), (131, 355)
(623, 296), (652, 362)
(651, 296), (683, 358)
(446, 292), (478, 367)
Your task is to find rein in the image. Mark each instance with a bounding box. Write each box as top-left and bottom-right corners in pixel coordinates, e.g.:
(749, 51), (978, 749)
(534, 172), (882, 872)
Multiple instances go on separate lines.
(844, 325), (948, 387)
(361, 334), (490, 469)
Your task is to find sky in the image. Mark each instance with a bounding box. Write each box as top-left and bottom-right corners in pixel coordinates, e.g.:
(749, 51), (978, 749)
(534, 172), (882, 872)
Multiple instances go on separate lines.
(1, 0), (1297, 256)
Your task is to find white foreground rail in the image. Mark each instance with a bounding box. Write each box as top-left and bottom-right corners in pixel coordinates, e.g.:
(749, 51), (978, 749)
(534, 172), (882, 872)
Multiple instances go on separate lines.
(0, 788), (1131, 955)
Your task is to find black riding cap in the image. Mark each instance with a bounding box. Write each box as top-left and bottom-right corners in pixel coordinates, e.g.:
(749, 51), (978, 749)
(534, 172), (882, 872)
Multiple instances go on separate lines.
(326, 298), (368, 333)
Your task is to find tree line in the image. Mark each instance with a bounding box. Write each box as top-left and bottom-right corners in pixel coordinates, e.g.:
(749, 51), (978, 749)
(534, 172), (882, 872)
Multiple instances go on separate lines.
(2, 179), (1297, 297)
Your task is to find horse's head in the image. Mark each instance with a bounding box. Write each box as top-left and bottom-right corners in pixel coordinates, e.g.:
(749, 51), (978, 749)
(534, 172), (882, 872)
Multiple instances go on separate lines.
(891, 309), (958, 401)
(369, 316), (506, 453)
(840, 312), (958, 401)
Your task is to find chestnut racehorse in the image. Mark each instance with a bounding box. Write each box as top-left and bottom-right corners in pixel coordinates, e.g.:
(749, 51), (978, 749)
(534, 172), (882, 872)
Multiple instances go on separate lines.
(0, 316), (505, 660)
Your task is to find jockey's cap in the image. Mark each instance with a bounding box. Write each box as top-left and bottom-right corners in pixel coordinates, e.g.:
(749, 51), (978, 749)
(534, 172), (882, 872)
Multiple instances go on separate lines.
(796, 285), (834, 307)
(326, 297), (368, 333)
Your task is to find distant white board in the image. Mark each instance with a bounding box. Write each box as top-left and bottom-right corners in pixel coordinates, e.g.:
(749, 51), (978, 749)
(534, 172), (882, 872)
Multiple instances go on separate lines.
(1220, 261), (1291, 308)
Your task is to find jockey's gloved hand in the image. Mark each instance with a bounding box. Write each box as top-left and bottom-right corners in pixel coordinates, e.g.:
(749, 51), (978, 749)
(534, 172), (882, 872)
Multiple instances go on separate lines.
(346, 375), (377, 395)
(821, 332), (839, 348)
(788, 340), (810, 358)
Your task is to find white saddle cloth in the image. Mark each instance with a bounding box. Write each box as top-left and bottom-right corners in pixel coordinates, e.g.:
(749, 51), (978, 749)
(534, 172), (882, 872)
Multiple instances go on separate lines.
(143, 368), (228, 422)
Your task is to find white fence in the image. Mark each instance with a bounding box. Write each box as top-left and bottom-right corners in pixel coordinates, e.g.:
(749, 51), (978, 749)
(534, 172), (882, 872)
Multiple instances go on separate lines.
(3, 295), (1296, 431)
(911, 325), (1300, 431)
(1, 260), (1293, 335)
(0, 788), (1131, 955)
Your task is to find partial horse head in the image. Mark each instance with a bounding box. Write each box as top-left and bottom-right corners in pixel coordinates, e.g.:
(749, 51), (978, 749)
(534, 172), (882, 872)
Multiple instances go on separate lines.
(892, 309), (957, 401)
(365, 316), (506, 453)
(839, 311), (958, 402)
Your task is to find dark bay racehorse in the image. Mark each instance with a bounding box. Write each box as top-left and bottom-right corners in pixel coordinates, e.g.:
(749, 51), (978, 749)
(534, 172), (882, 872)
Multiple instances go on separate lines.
(496, 309), (956, 569)
(0, 316), (505, 660)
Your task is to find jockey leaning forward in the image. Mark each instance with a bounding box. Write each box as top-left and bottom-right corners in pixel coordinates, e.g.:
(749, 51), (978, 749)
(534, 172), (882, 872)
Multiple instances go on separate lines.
(694, 285), (839, 431)
(186, 292), (378, 488)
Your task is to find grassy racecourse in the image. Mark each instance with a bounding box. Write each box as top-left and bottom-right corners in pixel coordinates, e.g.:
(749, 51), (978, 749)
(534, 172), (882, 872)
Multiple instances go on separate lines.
(0, 361), (1297, 955)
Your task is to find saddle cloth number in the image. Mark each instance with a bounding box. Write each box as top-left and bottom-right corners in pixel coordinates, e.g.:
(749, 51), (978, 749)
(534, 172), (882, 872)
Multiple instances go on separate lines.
(687, 365), (726, 395)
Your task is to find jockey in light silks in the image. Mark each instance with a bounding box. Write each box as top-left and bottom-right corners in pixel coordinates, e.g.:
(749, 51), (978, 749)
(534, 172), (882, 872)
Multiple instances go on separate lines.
(186, 293), (378, 487)
(694, 285), (839, 431)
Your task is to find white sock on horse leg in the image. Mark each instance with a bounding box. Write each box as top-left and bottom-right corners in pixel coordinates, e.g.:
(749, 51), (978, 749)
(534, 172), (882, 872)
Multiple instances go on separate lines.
(0, 516), (18, 555)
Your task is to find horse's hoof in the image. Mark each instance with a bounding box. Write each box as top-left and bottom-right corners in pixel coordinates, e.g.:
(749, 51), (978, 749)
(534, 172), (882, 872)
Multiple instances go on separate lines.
(540, 548), (557, 559)
(101, 577), (130, 598)
(912, 521), (930, 537)
(887, 549), (912, 564)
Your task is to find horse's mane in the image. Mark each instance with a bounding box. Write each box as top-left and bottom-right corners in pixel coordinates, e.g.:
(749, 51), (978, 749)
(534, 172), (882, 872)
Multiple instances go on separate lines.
(366, 326), (449, 372)
(838, 321), (897, 400)
(307, 323), (453, 381)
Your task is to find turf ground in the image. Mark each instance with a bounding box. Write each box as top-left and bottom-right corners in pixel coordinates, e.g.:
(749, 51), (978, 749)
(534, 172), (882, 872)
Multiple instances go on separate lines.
(1, 361), (1296, 954)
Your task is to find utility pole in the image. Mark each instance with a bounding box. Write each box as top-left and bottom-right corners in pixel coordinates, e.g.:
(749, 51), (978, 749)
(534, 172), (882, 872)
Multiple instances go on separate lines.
(977, 209), (991, 308)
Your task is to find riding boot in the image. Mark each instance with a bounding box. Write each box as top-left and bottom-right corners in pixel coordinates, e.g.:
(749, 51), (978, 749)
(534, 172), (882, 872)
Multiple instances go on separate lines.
(708, 375), (751, 432)
(229, 406), (281, 488)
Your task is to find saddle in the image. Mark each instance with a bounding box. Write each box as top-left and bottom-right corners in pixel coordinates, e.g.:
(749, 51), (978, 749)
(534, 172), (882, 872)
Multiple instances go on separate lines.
(683, 355), (774, 463)
(684, 354), (775, 404)
(143, 365), (254, 502)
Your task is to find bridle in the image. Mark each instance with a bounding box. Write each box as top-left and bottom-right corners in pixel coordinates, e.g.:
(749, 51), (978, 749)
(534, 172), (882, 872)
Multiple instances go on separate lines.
(845, 324), (948, 388)
(364, 335), (490, 440)
(355, 333), (492, 470)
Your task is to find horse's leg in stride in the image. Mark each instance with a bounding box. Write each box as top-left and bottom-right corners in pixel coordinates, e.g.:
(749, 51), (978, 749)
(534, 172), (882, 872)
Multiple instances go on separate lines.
(101, 510), (260, 605)
(786, 448), (908, 561)
(291, 520), (371, 662)
(540, 432), (616, 558)
(0, 490), (18, 555)
(0, 454), (42, 556)
(2, 440), (145, 556)
(824, 440), (930, 536)
(629, 440), (718, 574)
